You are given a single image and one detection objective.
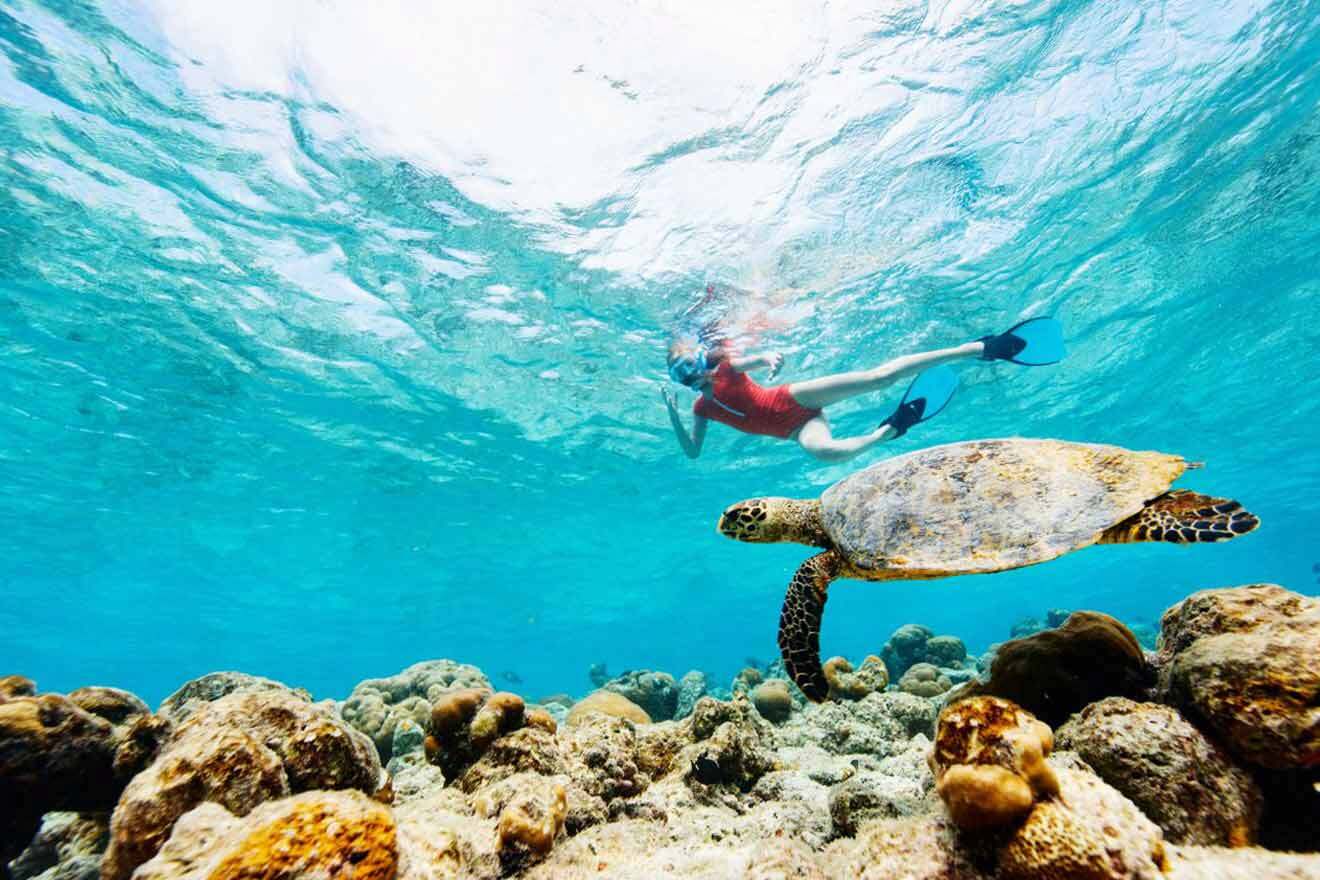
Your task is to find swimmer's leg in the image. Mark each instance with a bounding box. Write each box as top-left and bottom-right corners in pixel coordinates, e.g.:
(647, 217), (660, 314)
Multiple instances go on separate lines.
(787, 341), (982, 410)
(795, 417), (896, 463)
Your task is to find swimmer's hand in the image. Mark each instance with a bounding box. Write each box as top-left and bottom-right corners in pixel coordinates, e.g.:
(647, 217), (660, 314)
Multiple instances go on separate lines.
(765, 351), (784, 380)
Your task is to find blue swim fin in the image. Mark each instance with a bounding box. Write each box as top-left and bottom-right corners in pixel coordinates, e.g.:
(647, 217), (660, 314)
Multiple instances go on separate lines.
(979, 316), (1065, 366)
(880, 365), (958, 438)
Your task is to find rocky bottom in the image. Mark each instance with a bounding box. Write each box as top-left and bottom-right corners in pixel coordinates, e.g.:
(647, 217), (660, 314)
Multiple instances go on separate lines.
(3, 582), (1318, 879)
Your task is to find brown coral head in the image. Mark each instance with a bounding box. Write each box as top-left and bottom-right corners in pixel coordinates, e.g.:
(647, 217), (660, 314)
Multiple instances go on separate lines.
(496, 783), (568, 872)
(0, 675), (36, 700)
(524, 708), (558, 734)
(933, 696), (1059, 830)
(469, 692), (526, 749)
(429, 687), (488, 736)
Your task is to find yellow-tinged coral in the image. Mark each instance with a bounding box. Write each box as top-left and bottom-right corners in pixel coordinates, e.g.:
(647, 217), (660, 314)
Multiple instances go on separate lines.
(469, 692), (526, 749)
(823, 655), (889, 700)
(496, 783), (568, 869)
(931, 696), (1058, 830)
(524, 708), (558, 734)
(565, 690), (651, 727)
(208, 794), (398, 880)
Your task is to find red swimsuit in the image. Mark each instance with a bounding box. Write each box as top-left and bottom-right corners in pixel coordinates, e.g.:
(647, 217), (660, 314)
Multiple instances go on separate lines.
(693, 362), (822, 439)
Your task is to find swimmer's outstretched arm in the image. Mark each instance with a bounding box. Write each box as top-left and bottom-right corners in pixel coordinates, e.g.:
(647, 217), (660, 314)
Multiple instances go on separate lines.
(661, 386), (707, 459)
(726, 351), (783, 380)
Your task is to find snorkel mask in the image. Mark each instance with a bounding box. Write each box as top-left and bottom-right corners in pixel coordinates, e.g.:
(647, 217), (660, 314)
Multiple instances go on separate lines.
(668, 346), (709, 387)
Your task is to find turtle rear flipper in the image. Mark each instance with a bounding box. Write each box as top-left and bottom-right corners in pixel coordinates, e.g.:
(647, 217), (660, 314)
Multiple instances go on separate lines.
(1099, 489), (1259, 545)
(779, 551), (843, 702)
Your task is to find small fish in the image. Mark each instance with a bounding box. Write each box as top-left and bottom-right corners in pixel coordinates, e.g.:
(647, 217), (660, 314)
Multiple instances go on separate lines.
(499, 671), (523, 685)
(690, 753), (723, 785)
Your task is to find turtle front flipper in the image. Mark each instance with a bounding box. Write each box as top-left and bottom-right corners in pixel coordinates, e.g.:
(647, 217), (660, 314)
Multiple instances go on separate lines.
(1098, 489), (1260, 545)
(778, 550), (844, 702)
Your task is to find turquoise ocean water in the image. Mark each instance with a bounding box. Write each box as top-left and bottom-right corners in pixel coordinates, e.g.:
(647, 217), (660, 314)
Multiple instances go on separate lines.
(2, 0), (1317, 705)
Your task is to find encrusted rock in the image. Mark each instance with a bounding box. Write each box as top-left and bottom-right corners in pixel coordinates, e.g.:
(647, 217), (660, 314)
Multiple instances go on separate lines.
(157, 672), (307, 725)
(998, 761), (1168, 880)
(130, 790), (397, 880)
(561, 713), (649, 803)
(829, 770), (928, 835)
(7, 812), (107, 880)
(821, 815), (987, 878)
(1055, 697), (1262, 845)
(102, 688), (382, 880)
(0, 685), (164, 869)
(602, 670), (678, 721)
(1157, 584), (1320, 770)
(956, 611), (1154, 727)
(457, 727), (566, 793)
(931, 696), (1057, 830)
(493, 781), (568, 873)
(731, 667), (764, 699)
(343, 659), (491, 762)
(778, 691), (935, 757)
(565, 690), (650, 727)
(899, 663), (953, 698)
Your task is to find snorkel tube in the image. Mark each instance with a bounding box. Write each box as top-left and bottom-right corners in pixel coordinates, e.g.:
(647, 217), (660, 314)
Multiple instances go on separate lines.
(667, 344), (709, 386)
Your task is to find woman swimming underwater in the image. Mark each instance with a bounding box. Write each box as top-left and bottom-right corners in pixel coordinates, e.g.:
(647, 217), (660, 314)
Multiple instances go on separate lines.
(661, 318), (1062, 462)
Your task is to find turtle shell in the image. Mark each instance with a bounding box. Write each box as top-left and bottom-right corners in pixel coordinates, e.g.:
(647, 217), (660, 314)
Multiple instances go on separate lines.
(820, 438), (1186, 578)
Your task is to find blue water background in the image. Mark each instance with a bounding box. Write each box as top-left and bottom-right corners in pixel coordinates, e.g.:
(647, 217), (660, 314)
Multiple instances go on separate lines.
(2, 0), (1318, 704)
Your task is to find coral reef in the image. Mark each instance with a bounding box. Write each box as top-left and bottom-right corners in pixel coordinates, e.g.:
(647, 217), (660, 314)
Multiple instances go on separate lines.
(601, 669), (678, 721)
(1056, 697), (1262, 845)
(822, 655), (888, 700)
(11, 582), (1320, 878)
(101, 688), (383, 880)
(930, 696), (1057, 830)
(956, 610), (1154, 727)
(1157, 584), (1320, 770)
(565, 690), (651, 727)
(898, 662), (953, 697)
(343, 660), (491, 762)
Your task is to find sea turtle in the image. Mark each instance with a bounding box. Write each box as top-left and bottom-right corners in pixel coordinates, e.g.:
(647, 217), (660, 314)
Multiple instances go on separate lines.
(716, 438), (1260, 702)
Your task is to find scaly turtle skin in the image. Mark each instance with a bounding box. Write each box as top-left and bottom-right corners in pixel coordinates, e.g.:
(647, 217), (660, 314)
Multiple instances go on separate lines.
(716, 438), (1260, 701)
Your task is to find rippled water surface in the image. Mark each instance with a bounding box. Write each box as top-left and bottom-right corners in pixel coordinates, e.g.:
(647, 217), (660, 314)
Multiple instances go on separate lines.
(2, 0), (1318, 702)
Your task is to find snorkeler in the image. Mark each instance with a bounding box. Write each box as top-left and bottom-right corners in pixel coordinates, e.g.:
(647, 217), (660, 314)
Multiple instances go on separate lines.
(662, 317), (1063, 462)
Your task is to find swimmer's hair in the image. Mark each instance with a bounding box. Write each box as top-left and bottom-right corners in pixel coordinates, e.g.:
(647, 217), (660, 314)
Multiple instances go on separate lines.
(666, 338), (693, 366)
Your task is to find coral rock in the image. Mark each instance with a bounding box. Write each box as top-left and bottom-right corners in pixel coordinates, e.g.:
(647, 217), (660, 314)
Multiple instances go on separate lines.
(0, 676), (35, 699)
(998, 762), (1168, 880)
(565, 690), (651, 727)
(821, 815), (987, 878)
(778, 691), (936, 757)
(823, 655), (889, 701)
(959, 611), (1153, 727)
(732, 667), (765, 699)
(1164, 844), (1320, 879)
(7, 811), (107, 880)
(881, 623), (936, 679)
(457, 727), (566, 793)
(751, 680), (794, 723)
(924, 635), (968, 668)
(828, 770), (929, 835)
(494, 782), (568, 872)
(674, 670), (708, 719)
(130, 790), (397, 880)
(102, 688), (382, 880)
(157, 672), (308, 725)
(602, 670), (678, 721)
(899, 663), (953, 698)
(1, 693), (118, 866)
(344, 660), (491, 762)
(931, 696), (1058, 830)
(1055, 697), (1262, 846)
(1157, 584), (1320, 770)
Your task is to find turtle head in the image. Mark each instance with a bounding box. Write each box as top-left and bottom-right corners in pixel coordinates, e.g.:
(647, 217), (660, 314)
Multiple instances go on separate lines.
(718, 498), (829, 547)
